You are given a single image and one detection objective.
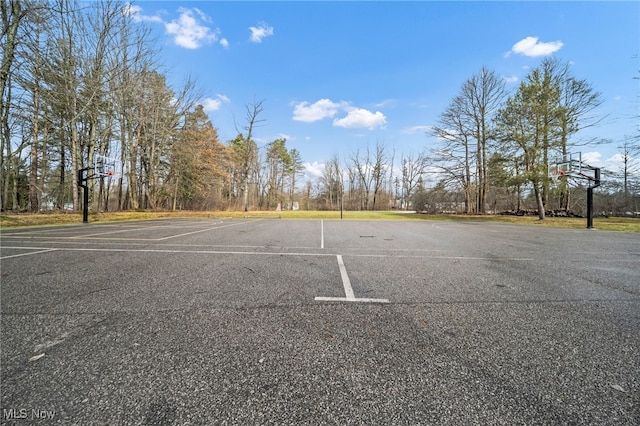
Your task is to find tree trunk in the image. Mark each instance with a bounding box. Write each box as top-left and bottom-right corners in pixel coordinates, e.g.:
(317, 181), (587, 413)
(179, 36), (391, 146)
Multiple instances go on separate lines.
(1, 1), (24, 211)
(128, 125), (140, 210)
(242, 177), (249, 211)
(71, 114), (79, 210)
(533, 182), (545, 220)
(29, 84), (40, 212)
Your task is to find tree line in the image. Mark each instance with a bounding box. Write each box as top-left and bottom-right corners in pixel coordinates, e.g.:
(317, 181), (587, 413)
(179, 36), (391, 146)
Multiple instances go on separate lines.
(1, 0), (304, 213)
(428, 62), (638, 218)
(2, 1), (638, 217)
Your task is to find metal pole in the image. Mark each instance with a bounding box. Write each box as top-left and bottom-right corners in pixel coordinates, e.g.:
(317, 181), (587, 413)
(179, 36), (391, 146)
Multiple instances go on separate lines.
(78, 168), (89, 224)
(586, 186), (594, 229)
(82, 184), (89, 224)
(586, 167), (600, 229)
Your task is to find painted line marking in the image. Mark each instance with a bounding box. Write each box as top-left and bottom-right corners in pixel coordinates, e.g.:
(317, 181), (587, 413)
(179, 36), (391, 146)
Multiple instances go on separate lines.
(72, 226), (173, 238)
(337, 254), (355, 299)
(0, 240), (323, 250)
(1, 220), (254, 242)
(0, 244), (542, 262)
(0, 246), (337, 257)
(314, 255), (390, 304)
(347, 254), (535, 261)
(1, 246), (634, 264)
(314, 297), (390, 303)
(0, 248), (57, 260)
(157, 220), (256, 240)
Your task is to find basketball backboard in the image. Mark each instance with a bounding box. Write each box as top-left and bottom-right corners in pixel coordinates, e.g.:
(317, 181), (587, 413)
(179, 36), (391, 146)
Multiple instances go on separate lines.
(94, 155), (121, 178)
(550, 152), (600, 188)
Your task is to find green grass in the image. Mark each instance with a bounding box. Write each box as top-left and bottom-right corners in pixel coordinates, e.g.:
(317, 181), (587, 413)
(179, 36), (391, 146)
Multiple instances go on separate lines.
(1, 210), (639, 232)
(416, 213), (640, 231)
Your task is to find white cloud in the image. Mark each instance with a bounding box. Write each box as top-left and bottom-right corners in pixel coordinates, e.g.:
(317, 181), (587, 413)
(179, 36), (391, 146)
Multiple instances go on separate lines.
(202, 94), (230, 112)
(216, 94), (230, 103)
(249, 22), (274, 43)
(504, 75), (518, 83)
(507, 36), (563, 57)
(165, 8), (218, 49)
(123, 2), (140, 16)
(333, 109), (387, 130)
(554, 151), (638, 175)
(304, 161), (325, 179)
(126, 5), (228, 50)
(293, 99), (346, 122)
(581, 151), (602, 165)
(193, 8), (212, 23)
(573, 151), (640, 179)
(607, 153), (626, 163)
(123, 3), (163, 23)
(402, 125), (432, 135)
(605, 153), (640, 172)
(375, 99), (397, 108)
(293, 99), (387, 130)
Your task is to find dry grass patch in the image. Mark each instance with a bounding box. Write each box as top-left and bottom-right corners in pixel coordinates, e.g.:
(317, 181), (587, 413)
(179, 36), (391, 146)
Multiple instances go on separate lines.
(1, 210), (638, 232)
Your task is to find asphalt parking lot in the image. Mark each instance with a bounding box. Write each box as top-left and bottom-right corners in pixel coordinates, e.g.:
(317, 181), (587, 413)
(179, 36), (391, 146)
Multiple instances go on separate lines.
(1, 218), (639, 425)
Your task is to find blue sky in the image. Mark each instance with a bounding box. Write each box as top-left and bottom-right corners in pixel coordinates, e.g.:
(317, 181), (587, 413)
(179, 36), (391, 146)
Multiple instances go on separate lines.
(128, 1), (639, 181)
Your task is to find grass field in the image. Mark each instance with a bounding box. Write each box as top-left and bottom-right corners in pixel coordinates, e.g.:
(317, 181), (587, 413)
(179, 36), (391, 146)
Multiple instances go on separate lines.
(1, 210), (639, 232)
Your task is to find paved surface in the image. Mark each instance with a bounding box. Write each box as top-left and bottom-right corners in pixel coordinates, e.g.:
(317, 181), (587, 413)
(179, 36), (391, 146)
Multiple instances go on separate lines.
(0, 218), (639, 425)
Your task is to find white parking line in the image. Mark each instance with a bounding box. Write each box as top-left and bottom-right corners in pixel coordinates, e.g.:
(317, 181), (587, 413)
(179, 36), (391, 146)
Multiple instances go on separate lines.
(337, 255), (354, 298)
(1, 220), (253, 242)
(1, 244), (390, 303)
(0, 248), (57, 260)
(315, 255), (390, 304)
(314, 296), (390, 303)
(0, 246), (337, 257)
(72, 226), (169, 238)
(157, 220), (254, 240)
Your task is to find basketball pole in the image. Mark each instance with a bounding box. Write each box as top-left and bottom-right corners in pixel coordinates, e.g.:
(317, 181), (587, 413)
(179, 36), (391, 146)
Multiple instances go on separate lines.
(587, 187), (594, 229)
(78, 167), (90, 224)
(586, 167), (601, 230)
(552, 153), (601, 230)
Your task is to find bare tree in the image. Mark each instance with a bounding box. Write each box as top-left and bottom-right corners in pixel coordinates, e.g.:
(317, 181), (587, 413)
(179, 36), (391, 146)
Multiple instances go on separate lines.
(617, 137), (640, 200)
(370, 141), (388, 210)
(233, 99), (264, 211)
(110, 6), (158, 210)
(320, 154), (342, 210)
(461, 68), (506, 213)
(264, 138), (290, 209)
(432, 68), (506, 213)
(1, 0), (32, 210)
(544, 58), (604, 210)
(400, 150), (429, 210)
(350, 147), (374, 210)
(26, 12), (47, 212)
(432, 95), (475, 213)
(288, 148), (304, 209)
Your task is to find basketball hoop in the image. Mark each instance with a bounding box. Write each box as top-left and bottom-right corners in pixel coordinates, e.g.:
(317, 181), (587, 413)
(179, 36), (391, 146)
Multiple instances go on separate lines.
(550, 168), (567, 180)
(549, 151), (601, 229)
(94, 155), (121, 178)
